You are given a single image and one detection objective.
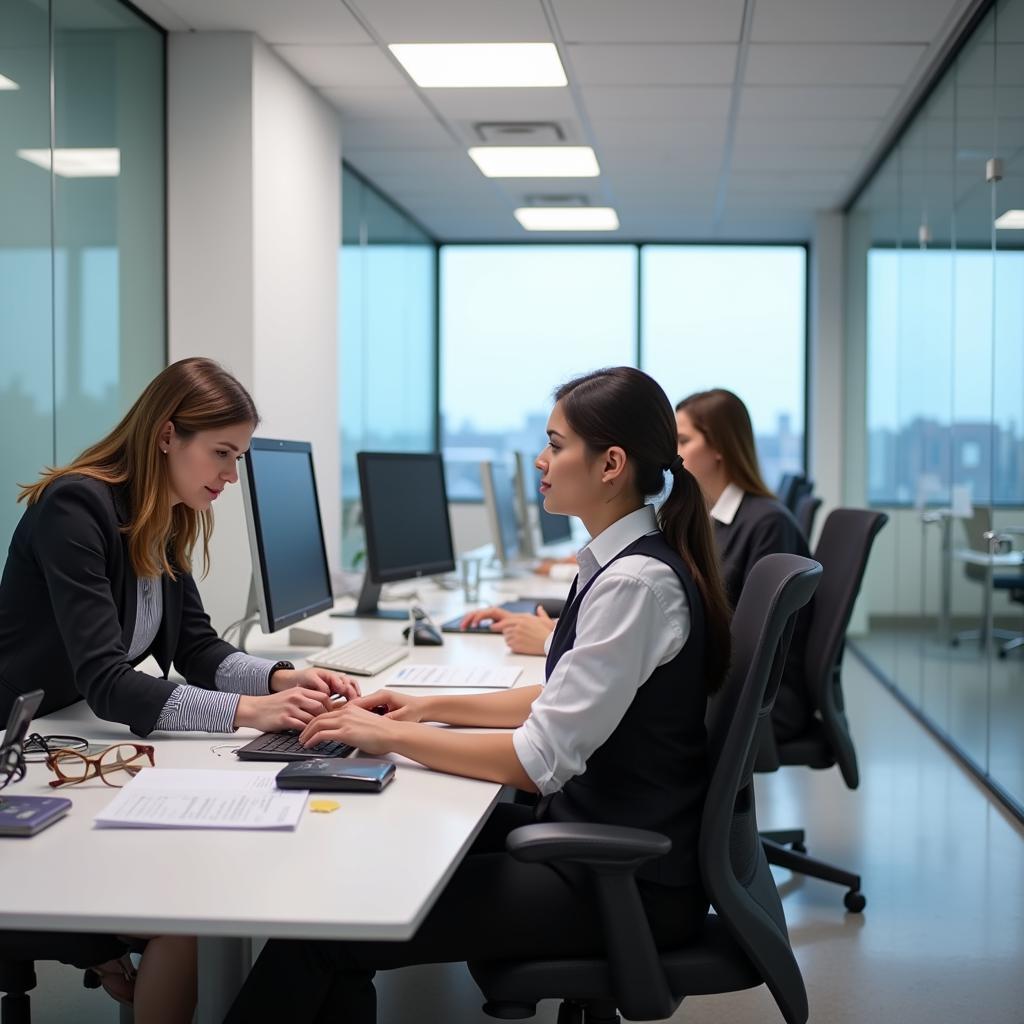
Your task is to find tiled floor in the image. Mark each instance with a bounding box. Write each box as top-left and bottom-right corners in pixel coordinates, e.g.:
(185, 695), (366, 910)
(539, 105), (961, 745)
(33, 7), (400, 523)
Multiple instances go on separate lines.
(21, 654), (1024, 1023)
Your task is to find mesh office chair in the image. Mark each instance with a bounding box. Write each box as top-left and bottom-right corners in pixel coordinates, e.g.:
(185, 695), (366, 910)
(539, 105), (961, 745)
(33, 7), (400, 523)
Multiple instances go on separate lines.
(951, 509), (1024, 657)
(756, 508), (888, 913)
(469, 553), (822, 1024)
(0, 932), (135, 1024)
(794, 495), (822, 544)
(776, 474), (813, 515)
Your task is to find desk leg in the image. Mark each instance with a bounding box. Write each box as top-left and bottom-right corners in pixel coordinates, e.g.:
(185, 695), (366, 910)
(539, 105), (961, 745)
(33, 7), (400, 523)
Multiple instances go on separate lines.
(197, 937), (252, 1024)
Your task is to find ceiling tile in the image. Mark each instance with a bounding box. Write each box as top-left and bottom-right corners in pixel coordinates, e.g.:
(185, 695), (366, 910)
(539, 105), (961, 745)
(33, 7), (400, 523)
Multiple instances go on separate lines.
(568, 44), (737, 85)
(154, 0), (371, 42)
(323, 87), (427, 118)
(750, 0), (958, 44)
(730, 144), (868, 171)
(583, 86), (731, 120)
(426, 87), (578, 121)
(590, 117), (728, 151)
(341, 116), (455, 149)
(553, 0), (745, 44)
(739, 85), (901, 119)
(734, 117), (883, 148)
(354, 0), (552, 43)
(274, 44), (405, 88)
(745, 43), (926, 85)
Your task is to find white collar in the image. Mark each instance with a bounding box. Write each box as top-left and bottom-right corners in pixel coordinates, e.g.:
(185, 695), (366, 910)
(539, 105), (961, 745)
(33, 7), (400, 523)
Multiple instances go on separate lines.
(709, 482), (744, 526)
(577, 505), (658, 589)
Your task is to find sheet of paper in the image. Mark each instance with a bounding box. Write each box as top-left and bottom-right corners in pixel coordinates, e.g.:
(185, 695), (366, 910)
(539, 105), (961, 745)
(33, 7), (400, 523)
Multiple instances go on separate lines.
(388, 664), (521, 689)
(94, 769), (307, 830)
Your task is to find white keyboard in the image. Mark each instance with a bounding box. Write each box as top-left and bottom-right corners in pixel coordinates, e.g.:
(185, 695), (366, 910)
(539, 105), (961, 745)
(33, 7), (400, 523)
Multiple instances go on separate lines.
(308, 637), (409, 676)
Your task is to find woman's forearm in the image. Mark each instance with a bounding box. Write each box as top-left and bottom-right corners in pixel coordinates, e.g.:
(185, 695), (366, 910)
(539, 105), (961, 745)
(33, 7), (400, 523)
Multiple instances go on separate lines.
(390, 722), (537, 791)
(418, 685), (542, 728)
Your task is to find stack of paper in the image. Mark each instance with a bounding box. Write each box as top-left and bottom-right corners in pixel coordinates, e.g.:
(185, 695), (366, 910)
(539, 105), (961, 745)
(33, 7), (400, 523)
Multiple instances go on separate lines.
(94, 768), (307, 831)
(389, 664), (521, 688)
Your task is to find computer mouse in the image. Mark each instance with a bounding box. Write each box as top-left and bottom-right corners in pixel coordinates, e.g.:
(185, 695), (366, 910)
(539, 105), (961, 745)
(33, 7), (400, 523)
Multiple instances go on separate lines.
(402, 620), (444, 646)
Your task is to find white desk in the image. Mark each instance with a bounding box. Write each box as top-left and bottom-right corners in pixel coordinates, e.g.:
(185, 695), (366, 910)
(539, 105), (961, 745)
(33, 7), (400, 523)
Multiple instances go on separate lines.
(0, 575), (567, 1020)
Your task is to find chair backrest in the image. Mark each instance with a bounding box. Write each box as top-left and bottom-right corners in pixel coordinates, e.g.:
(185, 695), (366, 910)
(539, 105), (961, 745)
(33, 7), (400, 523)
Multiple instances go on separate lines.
(794, 494), (822, 542)
(803, 508), (889, 789)
(776, 473), (810, 513)
(960, 506), (993, 583)
(703, 553), (821, 1024)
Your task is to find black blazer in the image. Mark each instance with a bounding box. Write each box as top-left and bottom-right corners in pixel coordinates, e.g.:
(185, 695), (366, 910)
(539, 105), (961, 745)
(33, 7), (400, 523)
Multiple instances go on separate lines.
(714, 491), (812, 741)
(0, 476), (238, 737)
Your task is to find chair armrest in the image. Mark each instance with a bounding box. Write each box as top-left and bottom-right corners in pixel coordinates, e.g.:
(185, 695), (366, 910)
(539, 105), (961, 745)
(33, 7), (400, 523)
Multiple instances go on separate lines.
(504, 823), (676, 1020)
(505, 822), (670, 868)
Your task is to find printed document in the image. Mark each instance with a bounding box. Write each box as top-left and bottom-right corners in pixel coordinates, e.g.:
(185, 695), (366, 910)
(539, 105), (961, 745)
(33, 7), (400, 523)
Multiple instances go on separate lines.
(387, 664), (521, 689)
(94, 769), (307, 830)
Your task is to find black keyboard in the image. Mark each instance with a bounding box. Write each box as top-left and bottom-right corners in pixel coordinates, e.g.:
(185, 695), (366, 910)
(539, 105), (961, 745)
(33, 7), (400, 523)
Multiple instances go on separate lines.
(235, 730), (354, 762)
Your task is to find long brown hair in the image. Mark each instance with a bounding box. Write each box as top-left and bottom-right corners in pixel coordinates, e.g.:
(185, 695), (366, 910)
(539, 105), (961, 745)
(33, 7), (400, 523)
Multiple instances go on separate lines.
(675, 388), (773, 498)
(19, 358), (259, 580)
(555, 367), (732, 693)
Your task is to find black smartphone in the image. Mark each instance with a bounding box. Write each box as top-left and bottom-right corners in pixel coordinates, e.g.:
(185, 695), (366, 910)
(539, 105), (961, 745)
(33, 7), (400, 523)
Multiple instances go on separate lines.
(1, 689), (44, 788)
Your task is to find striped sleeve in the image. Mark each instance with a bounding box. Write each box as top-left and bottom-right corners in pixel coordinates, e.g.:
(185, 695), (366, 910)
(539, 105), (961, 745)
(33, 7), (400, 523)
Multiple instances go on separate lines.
(214, 651), (278, 696)
(155, 685), (240, 733)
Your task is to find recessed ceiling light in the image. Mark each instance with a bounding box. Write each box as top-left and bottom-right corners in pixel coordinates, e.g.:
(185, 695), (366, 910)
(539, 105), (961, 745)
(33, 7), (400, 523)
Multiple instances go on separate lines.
(17, 148), (120, 177)
(468, 146), (600, 178)
(515, 207), (619, 231)
(995, 209), (1024, 229)
(389, 43), (567, 88)
(0, 73), (19, 90)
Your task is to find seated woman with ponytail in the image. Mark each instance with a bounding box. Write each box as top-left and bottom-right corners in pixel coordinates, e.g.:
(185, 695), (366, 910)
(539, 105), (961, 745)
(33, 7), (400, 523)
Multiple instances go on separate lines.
(225, 366), (733, 1024)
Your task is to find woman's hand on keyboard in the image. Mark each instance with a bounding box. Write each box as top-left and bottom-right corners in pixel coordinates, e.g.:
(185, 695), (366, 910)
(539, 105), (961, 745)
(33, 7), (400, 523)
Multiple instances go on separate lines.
(234, 689), (333, 733)
(269, 666), (361, 702)
(299, 703), (395, 755)
(347, 689), (425, 723)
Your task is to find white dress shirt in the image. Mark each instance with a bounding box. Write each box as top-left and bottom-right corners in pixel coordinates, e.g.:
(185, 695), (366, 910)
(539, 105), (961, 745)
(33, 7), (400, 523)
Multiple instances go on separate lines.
(709, 482), (744, 526)
(512, 504), (691, 796)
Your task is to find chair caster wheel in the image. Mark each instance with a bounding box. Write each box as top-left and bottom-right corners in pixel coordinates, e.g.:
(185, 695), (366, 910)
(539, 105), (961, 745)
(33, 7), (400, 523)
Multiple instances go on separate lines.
(951, 637), (960, 647)
(791, 841), (807, 853)
(844, 890), (866, 913)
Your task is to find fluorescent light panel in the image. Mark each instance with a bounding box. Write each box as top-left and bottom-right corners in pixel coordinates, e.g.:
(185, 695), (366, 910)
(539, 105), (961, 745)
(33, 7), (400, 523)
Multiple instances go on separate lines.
(515, 207), (619, 231)
(995, 209), (1024, 229)
(0, 73), (19, 90)
(17, 147), (120, 177)
(389, 43), (566, 88)
(469, 146), (600, 178)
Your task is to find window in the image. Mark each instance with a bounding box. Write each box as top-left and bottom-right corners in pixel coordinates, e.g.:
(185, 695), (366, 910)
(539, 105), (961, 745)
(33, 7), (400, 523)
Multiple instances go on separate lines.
(640, 246), (807, 491)
(440, 245), (637, 499)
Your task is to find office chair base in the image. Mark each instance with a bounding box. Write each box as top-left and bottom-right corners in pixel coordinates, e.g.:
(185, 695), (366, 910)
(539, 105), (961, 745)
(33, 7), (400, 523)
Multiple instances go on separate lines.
(951, 628), (1019, 648)
(763, 837), (866, 913)
(482, 1001), (537, 1019)
(999, 635), (1024, 658)
(762, 828), (805, 849)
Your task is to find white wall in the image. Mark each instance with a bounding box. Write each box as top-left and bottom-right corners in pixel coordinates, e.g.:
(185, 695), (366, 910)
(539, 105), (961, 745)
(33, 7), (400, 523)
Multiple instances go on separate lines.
(167, 32), (340, 632)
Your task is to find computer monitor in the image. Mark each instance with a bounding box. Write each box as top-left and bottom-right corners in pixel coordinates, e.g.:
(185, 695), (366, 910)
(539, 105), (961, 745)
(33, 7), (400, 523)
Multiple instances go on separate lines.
(241, 438), (334, 634)
(480, 459), (521, 567)
(535, 464), (573, 545)
(351, 451), (456, 618)
(511, 451), (537, 559)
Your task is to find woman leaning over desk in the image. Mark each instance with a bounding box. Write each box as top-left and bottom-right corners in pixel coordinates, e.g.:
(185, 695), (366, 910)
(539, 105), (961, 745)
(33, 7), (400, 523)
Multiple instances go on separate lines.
(225, 365), (733, 1024)
(0, 357), (359, 1021)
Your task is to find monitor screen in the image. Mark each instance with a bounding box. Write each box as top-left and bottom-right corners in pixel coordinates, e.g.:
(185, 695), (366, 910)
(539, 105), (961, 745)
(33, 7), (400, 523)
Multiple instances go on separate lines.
(242, 439), (334, 633)
(536, 465), (573, 544)
(481, 460), (520, 565)
(358, 452), (456, 583)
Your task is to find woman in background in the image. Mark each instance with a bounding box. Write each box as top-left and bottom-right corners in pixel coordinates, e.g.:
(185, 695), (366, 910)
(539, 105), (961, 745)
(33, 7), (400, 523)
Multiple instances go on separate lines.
(675, 387), (812, 741)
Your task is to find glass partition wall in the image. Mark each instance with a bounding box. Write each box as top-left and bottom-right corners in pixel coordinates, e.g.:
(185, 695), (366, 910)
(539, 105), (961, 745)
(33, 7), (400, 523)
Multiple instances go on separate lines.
(0, 0), (165, 564)
(849, 0), (1024, 815)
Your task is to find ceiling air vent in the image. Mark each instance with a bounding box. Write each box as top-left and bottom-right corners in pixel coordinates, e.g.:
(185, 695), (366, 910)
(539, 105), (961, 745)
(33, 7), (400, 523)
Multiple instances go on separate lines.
(474, 121), (565, 144)
(524, 194), (589, 207)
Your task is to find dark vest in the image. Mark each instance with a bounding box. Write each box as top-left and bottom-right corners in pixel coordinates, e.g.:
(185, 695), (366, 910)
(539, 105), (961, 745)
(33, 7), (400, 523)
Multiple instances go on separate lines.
(537, 532), (709, 887)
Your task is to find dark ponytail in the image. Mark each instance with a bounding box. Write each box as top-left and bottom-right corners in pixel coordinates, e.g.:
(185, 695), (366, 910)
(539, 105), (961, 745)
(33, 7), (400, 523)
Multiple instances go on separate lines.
(555, 367), (732, 694)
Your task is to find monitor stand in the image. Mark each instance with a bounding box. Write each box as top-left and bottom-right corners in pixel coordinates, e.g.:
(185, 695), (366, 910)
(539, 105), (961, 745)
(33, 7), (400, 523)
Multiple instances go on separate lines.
(330, 573), (409, 620)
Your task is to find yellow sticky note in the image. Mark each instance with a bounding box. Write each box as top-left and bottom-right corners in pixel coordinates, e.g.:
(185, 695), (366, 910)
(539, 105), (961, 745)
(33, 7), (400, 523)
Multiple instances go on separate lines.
(309, 799), (341, 814)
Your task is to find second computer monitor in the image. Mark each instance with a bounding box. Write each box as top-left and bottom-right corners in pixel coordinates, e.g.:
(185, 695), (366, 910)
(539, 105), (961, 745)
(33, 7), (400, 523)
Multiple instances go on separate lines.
(480, 459), (521, 566)
(354, 451), (456, 617)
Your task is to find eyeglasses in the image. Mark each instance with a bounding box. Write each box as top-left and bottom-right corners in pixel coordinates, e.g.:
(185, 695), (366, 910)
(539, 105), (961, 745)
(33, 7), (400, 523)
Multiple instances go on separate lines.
(22, 732), (89, 763)
(45, 743), (155, 789)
